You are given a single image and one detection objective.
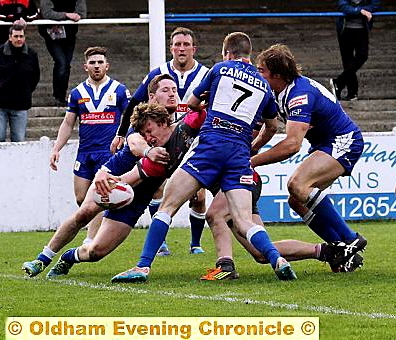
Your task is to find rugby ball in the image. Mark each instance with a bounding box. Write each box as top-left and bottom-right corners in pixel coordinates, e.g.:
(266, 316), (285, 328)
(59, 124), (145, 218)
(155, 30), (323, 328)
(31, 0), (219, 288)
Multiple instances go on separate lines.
(93, 181), (134, 209)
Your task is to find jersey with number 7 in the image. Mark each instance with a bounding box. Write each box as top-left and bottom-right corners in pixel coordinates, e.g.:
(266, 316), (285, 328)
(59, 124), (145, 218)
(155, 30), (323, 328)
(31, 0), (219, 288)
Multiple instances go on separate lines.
(192, 59), (278, 147)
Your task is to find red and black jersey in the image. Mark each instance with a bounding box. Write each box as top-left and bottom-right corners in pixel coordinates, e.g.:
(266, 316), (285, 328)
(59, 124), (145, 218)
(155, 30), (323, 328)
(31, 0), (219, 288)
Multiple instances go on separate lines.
(141, 109), (206, 178)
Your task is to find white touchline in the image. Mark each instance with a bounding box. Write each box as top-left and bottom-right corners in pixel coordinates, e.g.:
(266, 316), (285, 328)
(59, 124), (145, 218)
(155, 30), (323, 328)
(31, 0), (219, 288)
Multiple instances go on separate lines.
(5, 274), (396, 320)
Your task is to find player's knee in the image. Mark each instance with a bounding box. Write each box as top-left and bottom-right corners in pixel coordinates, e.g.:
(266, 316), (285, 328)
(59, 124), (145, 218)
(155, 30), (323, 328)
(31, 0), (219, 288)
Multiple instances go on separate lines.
(189, 191), (206, 211)
(75, 206), (97, 226)
(287, 177), (306, 202)
(205, 208), (220, 226)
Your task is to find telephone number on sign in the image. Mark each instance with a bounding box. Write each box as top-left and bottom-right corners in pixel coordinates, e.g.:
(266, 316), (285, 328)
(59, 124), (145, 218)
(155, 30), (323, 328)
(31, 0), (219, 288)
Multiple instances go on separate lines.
(258, 193), (396, 222)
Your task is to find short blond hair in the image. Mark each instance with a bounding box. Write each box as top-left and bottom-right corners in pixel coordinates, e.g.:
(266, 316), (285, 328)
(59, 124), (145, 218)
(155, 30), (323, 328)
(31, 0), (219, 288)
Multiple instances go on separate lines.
(131, 103), (171, 133)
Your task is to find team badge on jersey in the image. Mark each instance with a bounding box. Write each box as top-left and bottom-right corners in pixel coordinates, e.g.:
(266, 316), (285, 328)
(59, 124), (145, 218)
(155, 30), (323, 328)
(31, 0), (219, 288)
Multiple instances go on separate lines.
(107, 93), (117, 106)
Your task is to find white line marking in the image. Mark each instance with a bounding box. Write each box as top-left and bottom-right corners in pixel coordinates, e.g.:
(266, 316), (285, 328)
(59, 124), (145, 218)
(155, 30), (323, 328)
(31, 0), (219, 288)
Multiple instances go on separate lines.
(4, 274), (396, 320)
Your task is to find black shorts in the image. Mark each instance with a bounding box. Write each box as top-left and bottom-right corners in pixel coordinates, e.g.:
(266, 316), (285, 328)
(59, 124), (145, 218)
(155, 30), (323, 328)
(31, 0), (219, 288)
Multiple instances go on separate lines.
(252, 174), (262, 215)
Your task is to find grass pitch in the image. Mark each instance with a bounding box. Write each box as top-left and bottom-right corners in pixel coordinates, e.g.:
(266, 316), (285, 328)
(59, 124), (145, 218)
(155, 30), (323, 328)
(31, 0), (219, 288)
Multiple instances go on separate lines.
(1, 221), (396, 339)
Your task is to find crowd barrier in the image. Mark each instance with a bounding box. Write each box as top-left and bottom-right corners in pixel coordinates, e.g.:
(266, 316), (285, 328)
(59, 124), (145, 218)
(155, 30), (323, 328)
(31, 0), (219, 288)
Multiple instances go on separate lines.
(164, 11), (396, 20)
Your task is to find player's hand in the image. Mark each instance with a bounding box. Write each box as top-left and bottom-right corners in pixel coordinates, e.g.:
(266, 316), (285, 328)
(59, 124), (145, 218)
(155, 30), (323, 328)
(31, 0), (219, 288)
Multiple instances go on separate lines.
(94, 170), (118, 196)
(49, 151), (60, 171)
(110, 135), (125, 154)
(146, 146), (170, 164)
(199, 91), (210, 108)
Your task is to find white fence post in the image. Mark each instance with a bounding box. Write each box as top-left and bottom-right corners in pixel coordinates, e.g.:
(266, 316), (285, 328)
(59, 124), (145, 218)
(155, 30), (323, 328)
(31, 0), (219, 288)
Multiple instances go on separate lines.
(148, 0), (166, 70)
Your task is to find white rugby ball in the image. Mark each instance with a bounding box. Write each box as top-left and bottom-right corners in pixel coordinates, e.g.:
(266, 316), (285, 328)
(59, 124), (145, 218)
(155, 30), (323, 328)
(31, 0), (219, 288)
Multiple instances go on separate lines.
(93, 181), (134, 209)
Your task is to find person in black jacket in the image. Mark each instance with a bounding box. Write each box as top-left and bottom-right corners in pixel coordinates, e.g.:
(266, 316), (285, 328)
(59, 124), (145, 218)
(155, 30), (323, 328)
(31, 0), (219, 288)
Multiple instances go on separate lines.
(0, 0), (39, 43)
(39, 0), (87, 106)
(330, 0), (380, 101)
(0, 24), (40, 142)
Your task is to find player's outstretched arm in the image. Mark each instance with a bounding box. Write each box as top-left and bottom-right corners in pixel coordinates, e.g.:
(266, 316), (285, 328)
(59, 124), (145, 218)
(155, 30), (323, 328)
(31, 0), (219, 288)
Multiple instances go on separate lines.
(251, 120), (308, 168)
(50, 112), (77, 171)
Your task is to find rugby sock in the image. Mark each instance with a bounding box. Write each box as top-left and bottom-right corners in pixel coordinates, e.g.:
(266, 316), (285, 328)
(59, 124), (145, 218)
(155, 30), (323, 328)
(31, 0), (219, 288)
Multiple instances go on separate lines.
(246, 225), (280, 269)
(37, 246), (56, 265)
(306, 188), (356, 241)
(189, 210), (206, 247)
(82, 237), (93, 245)
(148, 198), (162, 217)
(303, 210), (341, 242)
(137, 211), (171, 268)
(149, 199), (168, 248)
(60, 247), (80, 264)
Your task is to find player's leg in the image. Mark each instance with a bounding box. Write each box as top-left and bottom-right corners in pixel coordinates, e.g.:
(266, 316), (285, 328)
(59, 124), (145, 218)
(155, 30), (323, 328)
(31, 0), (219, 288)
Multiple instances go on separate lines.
(225, 188), (296, 280)
(22, 184), (103, 277)
(73, 175), (104, 245)
(287, 150), (366, 268)
(188, 188), (206, 254)
(201, 191), (239, 280)
(288, 151), (357, 239)
(46, 218), (132, 278)
(111, 168), (201, 283)
(151, 182), (170, 256)
(138, 168), (200, 262)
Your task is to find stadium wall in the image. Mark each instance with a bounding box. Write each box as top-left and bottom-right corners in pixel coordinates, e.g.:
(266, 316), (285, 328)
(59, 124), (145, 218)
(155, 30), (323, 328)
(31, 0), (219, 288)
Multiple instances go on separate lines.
(1, 131), (395, 232)
(0, 137), (201, 232)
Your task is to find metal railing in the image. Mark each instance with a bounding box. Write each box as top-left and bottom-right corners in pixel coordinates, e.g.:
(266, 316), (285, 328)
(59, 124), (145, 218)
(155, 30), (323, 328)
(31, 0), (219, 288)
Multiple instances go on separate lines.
(165, 11), (396, 21)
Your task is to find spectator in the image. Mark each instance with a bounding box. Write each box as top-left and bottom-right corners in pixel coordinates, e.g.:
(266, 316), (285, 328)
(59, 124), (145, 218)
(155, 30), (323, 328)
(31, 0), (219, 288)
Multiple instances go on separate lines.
(0, 23), (40, 142)
(38, 0), (87, 106)
(0, 0), (39, 43)
(330, 0), (380, 101)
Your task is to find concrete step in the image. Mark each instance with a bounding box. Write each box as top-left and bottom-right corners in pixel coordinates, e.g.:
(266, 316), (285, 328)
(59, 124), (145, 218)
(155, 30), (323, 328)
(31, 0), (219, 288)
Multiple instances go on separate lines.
(29, 107), (66, 118)
(354, 120), (396, 133)
(27, 116), (64, 128)
(25, 127), (78, 141)
(341, 99), (396, 112)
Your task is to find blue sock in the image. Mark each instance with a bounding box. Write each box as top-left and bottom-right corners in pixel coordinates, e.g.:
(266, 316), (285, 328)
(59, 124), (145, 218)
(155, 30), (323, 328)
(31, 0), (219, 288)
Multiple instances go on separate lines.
(37, 245), (57, 266)
(37, 253), (52, 266)
(60, 248), (80, 264)
(303, 210), (341, 242)
(307, 189), (356, 241)
(148, 199), (161, 217)
(189, 210), (205, 247)
(138, 211), (171, 268)
(246, 225), (280, 268)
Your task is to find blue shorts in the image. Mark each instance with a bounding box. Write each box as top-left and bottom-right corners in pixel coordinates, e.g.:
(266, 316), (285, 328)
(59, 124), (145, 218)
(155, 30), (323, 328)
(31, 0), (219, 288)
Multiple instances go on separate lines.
(309, 130), (364, 175)
(180, 134), (253, 192)
(74, 151), (113, 180)
(104, 177), (164, 227)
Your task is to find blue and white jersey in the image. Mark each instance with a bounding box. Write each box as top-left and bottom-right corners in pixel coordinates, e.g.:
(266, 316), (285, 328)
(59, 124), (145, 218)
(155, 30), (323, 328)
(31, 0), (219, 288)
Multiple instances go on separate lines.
(67, 76), (131, 153)
(192, 59), (278, 146)
(276, 76), (361, 146)
(133, 59), (208, 105)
